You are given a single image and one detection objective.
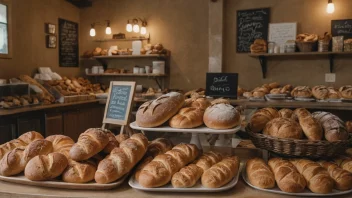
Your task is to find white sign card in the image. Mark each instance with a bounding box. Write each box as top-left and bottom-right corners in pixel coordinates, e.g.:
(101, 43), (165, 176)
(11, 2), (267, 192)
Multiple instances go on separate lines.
(268, 22), (297, 52)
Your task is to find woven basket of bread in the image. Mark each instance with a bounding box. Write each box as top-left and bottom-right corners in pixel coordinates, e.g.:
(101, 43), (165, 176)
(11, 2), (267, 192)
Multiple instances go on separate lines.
(296, 41), (317, 52)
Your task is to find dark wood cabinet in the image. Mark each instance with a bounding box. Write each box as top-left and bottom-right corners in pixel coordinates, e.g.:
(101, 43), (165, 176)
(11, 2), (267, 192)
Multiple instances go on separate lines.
(45, 113), (63, 137)
(63, 110), (81, 141)
(0, 123), (15, 144)
(17, 115), (44, 137)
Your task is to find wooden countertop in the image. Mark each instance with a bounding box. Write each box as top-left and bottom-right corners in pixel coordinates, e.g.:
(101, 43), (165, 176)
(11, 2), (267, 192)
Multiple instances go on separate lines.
(0, 100), (100, 116)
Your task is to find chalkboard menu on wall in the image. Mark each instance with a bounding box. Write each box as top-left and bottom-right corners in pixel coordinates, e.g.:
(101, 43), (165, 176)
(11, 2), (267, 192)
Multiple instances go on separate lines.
(58, 18), (79, 67)
(206, 73), (238, 98)
(237, 8), (270, 53)
(103, 82), (136, 125)
(332, 19), (352, 39)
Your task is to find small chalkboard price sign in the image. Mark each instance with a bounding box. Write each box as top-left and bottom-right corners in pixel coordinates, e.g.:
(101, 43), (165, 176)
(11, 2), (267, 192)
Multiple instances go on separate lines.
(58, 18), (79, 67)
(331, 19), (352, 39)
(206, 73), (238, 99)
(103, 81), (136, 126)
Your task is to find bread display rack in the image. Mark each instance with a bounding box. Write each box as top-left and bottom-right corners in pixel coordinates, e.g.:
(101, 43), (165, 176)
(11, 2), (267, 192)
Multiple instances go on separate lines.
(130, 122), (241, 150)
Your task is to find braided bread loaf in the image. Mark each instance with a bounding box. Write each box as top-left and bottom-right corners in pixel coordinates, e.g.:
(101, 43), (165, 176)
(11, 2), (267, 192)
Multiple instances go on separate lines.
(169, 107), (204, 129)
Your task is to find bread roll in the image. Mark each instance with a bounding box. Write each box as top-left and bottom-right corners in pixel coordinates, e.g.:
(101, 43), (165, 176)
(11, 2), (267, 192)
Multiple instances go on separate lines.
(210, 98), (230, 105)
(292, 108), (311, 121)
(136, 92), (185, 127)
(270, 88), (282, 94)
(312, 112), (349, 142)
(320, 161), (352, 191)
(138, 143), (199, 188)
(69, 128), (109, 161)
(253, 91), (266, 98)
(201, 156), (240, 188)
(264, 118), (303, 139)
(169, 107), (204, 129)
(0, 140), (27, 160)
(203, 103), (240, 129)
(291, 86), (312, 98)
(312, 85), (329, 100)
(172, 164), (203, 188)
(45, 135), (74, 158)
(269, 82), (280, 89)
(278, 109), (293, 119)
(62, 160), (97, 183)
(268, 158), (306, 193)
(184, 97), (211, 110)
(25, 152), (68, 181)
(194, 151), (223, 172)
(95, 133), (148, 184)
(246, 158), (275, 189)
(291, 159), (334, 194)
(298, 115), (323, 141)
(335, 156), (352, 173)
(17, 131), (44, 144)
(328, 87), (340, 99)
(134, 156), (153, 182)
(115, 133), (129, 144)
(243, 92), (253, 98)
(250, 108), (279, 133)
(103, 131), (119, 153)
(339, 86), (352, 99)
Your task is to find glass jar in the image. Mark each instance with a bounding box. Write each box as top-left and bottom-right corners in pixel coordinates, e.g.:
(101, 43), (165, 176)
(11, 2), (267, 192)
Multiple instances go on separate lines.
(318, 40), (329, 52)
(268, 42), (275, 54)
(332, 36), (344, 52)
(285, 40), (296, 53)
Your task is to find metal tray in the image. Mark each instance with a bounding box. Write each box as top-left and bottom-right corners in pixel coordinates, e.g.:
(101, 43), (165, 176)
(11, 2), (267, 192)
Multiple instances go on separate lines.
(294, 97), (316, 102)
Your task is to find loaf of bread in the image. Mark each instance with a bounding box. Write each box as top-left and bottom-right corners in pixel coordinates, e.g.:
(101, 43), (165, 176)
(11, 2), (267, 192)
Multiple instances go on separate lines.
(328, 87), (340, 99)
(320, 161), (352, 191)
(312, 112), (349, 142)
(201, 156), (240, 188)
(335, 156), (352, 173)
(339, 86), (352, 99)
(184, 97), (211, 110)
(169, 107), (204, 129)
(269, 82), (280, 89)
(243, 92), (253, 98)
(136, 92), (185, 127)
(264, 118), (303, 139)
(203, 103), (240, 129)
(246, 158), (275, 189)
(0, 140), (26, 160)
(312, 85), (329, 100)
(298, 115), (323, 141)
(62, 160), (97, 183)
(138, 143), (199, 188)
(17, 131), (44, 145)
(171, 164), (203, 188)
(210, 98), (230, 105)
(95, 133), (148, 184)
(45, 135), (74, 158)
(103, 131), (119, 153)
(270, 88), (282, 94)
(291, 108), (311, 121)
(281, 84), (293, 95)
(291, 86), (312, 98)
(291, 159), (334, 194)
(134, 156), (153, 182)
(25, 152), (68, 181)
(70, 128), (109, 161)
(115, 133), (129, 144)
(250, 108), (279, 133)
(268, 158), (306, 193)
(278, 109), (293, 119)
(194, 151), (223, 172)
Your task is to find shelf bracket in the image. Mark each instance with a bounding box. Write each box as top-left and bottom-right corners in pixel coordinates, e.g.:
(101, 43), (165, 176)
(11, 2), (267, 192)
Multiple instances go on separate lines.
(329, 54), (334, 73)
(154, 77), (162, 90)
(259, 56), (267, 78)
(95, 58), (108, 70)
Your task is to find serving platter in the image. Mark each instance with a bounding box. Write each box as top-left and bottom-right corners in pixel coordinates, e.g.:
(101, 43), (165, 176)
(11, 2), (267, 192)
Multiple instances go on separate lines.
(0, 174), (128, 190)
(242, 168), (352, 196)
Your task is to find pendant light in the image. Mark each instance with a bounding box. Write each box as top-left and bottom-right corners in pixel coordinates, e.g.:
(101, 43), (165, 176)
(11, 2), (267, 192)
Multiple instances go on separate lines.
(105, 20), (112, 35)
(132, 19), (140, 33)
(327, 0), (335, 14)
(126, 20), (132, 32)
(90, 24), (96, 37)
(140, 20), (147, 35)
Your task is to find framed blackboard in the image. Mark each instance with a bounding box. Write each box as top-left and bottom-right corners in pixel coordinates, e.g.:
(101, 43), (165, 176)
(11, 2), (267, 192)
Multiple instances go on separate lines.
(237, 8), (270, 53)
(331, 19), (352, 39)
(206, 73), (238, 98)
(58, 18), (79, 67)
(103, 81), (136, 125)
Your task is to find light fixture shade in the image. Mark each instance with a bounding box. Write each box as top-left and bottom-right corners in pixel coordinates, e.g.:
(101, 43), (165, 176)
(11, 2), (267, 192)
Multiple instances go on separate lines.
(90, 28), (96, 37)
(106, 27), (112, 35)
(126, 24), (132, 32)
(140, 26), (147, 35)
(133, 24), (140, 33)
(327, 1), (335, 13)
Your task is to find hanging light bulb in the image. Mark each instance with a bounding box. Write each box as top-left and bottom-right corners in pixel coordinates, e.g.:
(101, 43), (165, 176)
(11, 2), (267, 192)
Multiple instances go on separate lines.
(126, 20), (132, 32)
(105, 20), (112, 35)
(140, 20), (147, 35)
(90, 24), (96, 37)
(132, 19), (139, 33)
(327, 0), (335, 14)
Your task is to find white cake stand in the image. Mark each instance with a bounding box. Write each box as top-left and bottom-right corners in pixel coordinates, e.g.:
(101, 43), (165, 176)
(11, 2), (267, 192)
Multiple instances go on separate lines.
(130, 122), (241, 150)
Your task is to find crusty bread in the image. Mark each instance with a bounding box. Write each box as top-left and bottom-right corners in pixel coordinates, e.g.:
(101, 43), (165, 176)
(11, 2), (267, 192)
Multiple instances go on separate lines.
(312, 112), (349, 142)
(169, 107), (204, 129)
(17, 131), (44, 145)
(312, 85), (329, 100)
(335, 156), (352, 173)
(269, 82), (280, 89)
(270, 88), (282, 94)
(103, 131), (119, 153)
(201, 156), (240, 188)
(328, 87), (340, 99)
(62, 159), (97, 183)
(45, 135), (74, 158)
(291, 108), (311, 121)
(203, 103), (240, 129)
(291, 86), (312, 98)
(210, 98), (230, 105)
(194, 151), (223, 172)
(184, 97), (211, 110)
(339, 85), (352, 99)
(246, 158), (275, 189)
(320, 161), (352, 191)
(263, 118), (303, 139)
(136, 92), (185, 127)
(298, 115), (323, 141)
(278, 109), (293, 119)
(0, 140), (27, 160)
(172, 164), (203, 188)
(115, 133), (129, 144)
(250, 108), (279, 133)
(268, 158), (306, 193)
(280, 84), (293, 95)
(346, 121), (352, 133)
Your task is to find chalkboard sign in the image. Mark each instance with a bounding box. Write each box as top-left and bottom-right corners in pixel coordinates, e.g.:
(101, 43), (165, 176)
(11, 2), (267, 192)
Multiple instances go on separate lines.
(332, 19), (352, 39)
(58, 18), (79, 67)
(206, 73), (238, 98)
(103, 82), (136, 125)
(237, 8), (270, 53)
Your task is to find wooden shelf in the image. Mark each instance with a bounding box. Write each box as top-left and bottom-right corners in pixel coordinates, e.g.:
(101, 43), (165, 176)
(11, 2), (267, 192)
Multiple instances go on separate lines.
(93, 34), (150, 42)
(86, 73), (167, 77)
(93, 54), (167, 59)
(248, 51), (352, 78)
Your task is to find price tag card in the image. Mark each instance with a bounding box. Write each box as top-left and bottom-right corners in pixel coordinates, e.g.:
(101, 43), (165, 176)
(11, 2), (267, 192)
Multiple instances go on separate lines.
(206, 73), (238, 99)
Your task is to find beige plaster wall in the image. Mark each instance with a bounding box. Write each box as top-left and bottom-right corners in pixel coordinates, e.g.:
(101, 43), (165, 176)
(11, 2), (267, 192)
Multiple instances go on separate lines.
(0, 0), (80, 79)
(225, 0), (352, 90)
(79, 0), (209, 90)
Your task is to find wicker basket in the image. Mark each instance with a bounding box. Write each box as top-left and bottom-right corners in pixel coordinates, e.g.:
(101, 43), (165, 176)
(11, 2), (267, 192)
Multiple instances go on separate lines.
(246, 126), (351, 159)
(296, 41), (318, 52)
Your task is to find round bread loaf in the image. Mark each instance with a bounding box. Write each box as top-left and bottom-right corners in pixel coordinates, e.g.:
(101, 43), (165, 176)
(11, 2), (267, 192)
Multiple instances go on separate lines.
(312, 85), (328, 100)
(210, 98), (230, 105)
(269, 82), (280, 89)
(280, 84), (293, 94)
(278, 108), (293, 119)
(250, 108), (279, 133)
(136, 92), (185, 127)
(184, 97), (211, 110)
(243, 92), (253, 98)
(253, 91), (265, 98)
(291, 86), (312, 98)
(327, 87), (340, 99)
(292, 108), (311, 121)
(339, 86), (352, 99)
(263, 118), (303, 139)
(203, 104), (240, 129)
(270, 88), (282, 94)
(169, 107), (204, 129)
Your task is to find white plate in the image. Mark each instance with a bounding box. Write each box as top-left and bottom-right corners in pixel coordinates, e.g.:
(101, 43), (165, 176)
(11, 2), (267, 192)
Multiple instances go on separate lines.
(266, 94), (287, 98)
(242, 168), (352, 196)
(130, 122), (241, 134)
(129, 164), (242, 192)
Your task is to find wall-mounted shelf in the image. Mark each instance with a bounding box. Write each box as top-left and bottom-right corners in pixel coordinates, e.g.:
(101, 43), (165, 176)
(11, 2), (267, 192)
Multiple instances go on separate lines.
(93, 34), (150, 42)
(86, 73), (167, 77)
(249, 51), (352, 78)
(93, 54), (167, 59)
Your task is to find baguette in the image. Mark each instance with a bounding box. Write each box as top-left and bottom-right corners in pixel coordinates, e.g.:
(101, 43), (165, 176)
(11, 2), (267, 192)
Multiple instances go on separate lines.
(172, 164), (203, 188)
(62, 159), (97, 183)
(298, 115), (323, 141)
(268, 158), (306, 193)
(201, 156), (240, 188)
(169, 107), (205, 129)
(194, 151), (223, 172)
(246, 158), (275, 189)
(291, 159), (334, 194)
(115, 133), (129, 144)
(335, 156), (352, 173)
(320, 161), (352, 191)
(103, 131), (119, 154)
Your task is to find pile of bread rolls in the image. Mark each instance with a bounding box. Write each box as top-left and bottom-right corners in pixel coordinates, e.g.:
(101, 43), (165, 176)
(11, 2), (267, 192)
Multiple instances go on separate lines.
(246, 157), (352, 194)
(0, 95), (41, 109)
(250, 39), (267, 54)
(242, 82), (293, 98)
(249, 108), (349, 142)
(134, 141), (240, 189)
(0, 129), (150, 184)
(136, 92), (241, 130)
(46, 77), (105, 96)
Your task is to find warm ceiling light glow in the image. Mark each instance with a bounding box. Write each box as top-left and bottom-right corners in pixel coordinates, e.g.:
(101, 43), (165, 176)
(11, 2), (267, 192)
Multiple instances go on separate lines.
(126, 20), (132, 32)
(133, 24), (140, 33)
(327, 0), (335, 14)
(106, 27), (111, 34)
(90, 24), (96, 37)
(140, 26), (147, 35)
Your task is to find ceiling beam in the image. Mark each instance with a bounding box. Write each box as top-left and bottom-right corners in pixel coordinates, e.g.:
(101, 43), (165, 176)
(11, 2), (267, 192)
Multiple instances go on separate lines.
(66, 0), (92, 8)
